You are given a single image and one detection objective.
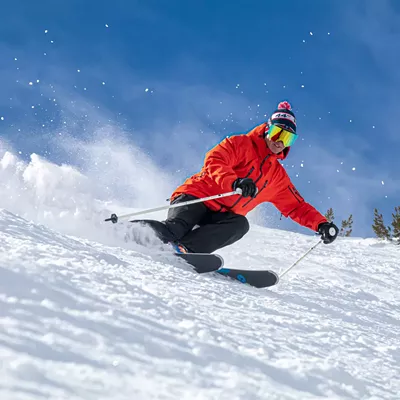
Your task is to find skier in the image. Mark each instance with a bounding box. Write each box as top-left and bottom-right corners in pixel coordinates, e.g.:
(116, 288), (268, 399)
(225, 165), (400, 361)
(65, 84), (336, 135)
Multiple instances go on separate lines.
(132, 101), (339, 254)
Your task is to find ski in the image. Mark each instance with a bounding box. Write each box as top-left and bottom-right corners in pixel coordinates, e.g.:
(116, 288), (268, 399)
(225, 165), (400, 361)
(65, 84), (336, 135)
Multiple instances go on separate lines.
(216, 268), (279, 288)
(174, 252), (223, 273)
(175, 253), (279, 288)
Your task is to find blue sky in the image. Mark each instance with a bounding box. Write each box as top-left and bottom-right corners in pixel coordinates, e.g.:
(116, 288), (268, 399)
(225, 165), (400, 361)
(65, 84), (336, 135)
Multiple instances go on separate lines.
(1, 0), (399, 237)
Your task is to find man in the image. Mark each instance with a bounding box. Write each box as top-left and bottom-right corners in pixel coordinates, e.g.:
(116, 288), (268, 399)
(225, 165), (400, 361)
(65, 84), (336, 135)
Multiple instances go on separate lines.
(132, 101), (338, 253)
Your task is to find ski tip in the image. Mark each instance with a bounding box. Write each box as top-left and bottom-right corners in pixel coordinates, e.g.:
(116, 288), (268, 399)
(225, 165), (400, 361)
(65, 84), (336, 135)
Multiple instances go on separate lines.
(272, 271), (280, 285)
(214, 253), (224, 267)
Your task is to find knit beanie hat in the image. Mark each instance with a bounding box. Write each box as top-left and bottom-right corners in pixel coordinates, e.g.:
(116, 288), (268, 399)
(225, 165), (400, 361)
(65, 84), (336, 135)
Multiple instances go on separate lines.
(269, 101), (296, 133)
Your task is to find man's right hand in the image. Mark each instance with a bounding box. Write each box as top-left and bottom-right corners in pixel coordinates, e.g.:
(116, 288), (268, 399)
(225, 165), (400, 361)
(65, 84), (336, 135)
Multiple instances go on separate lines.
(232, 178), (258, 198)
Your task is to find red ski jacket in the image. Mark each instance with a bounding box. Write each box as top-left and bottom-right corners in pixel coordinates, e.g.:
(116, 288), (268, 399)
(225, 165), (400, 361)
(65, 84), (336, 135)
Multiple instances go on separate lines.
(171, 123), (327, 232)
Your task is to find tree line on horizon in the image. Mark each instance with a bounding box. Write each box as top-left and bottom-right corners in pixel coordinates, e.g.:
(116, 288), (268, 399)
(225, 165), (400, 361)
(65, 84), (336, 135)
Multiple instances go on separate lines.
(323, 207), (400, 243)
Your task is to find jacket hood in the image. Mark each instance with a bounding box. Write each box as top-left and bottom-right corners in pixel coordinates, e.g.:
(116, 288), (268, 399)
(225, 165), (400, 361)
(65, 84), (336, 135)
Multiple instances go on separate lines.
(246, 122), (291, 160)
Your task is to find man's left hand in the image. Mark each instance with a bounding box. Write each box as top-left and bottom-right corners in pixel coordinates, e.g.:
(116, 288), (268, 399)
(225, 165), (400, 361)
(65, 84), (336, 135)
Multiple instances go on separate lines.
(318, 222), (339, 244)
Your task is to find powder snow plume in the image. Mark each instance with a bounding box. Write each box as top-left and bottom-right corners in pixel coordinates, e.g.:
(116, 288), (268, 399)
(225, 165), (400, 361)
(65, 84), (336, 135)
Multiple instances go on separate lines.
(0, 132), (175, 246)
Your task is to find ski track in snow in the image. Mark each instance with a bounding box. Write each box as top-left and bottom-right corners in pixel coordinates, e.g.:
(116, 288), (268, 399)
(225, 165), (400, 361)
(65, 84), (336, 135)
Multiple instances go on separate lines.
(0, 151), (399, 400)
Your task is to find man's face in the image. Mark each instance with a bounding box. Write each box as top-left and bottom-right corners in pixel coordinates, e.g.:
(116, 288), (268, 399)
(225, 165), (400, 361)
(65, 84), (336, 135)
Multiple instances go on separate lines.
(265, 136), (285, 154)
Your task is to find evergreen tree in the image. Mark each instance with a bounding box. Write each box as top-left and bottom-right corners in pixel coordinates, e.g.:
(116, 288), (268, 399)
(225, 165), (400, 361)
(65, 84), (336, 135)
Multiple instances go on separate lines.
(340, 214), (353, 237)
(391, 206), (400, 244)
(325, 208), (335, 223)
(372, 208), (391, 240)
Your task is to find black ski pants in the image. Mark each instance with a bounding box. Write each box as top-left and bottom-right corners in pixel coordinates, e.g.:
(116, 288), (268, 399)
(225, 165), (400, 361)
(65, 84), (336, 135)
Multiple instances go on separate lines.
(132, 194), (249, 253)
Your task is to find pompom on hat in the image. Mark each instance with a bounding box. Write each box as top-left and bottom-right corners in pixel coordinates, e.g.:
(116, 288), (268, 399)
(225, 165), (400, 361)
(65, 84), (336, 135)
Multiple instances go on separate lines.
(269, 101), (297, 133)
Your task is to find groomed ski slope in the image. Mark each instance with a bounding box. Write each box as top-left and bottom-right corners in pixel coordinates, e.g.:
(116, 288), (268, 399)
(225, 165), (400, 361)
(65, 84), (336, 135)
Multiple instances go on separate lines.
(0, 151), (399, 400)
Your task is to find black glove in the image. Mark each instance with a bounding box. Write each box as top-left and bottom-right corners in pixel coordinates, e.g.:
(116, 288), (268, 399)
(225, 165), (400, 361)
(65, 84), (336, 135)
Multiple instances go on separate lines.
(232, 178), (257, 198)
(318, 222), (339, 244)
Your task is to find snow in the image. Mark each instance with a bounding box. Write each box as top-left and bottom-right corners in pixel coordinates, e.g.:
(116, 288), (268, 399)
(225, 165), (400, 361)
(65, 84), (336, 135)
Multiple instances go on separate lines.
(0, 150), (399, 400)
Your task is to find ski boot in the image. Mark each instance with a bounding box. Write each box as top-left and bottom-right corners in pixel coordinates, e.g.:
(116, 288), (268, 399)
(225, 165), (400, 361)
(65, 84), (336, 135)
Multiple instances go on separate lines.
(171, 243), (190, 254)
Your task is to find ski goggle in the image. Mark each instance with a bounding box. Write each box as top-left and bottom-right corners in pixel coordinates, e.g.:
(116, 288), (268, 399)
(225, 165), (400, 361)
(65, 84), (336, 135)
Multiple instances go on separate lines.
(266, 124), (298, 147)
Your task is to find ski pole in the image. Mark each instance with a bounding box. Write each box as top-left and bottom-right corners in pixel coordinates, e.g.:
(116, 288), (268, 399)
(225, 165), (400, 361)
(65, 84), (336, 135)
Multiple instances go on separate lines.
(279, 240), (322, 279)
(105, 189), (243, 223)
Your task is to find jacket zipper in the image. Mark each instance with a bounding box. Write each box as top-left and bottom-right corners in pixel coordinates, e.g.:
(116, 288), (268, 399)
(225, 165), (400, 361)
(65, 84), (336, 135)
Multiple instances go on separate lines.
(241, 154), (271, 208)
(288, 185), (303, 203)
(242, 179), (268, 207)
